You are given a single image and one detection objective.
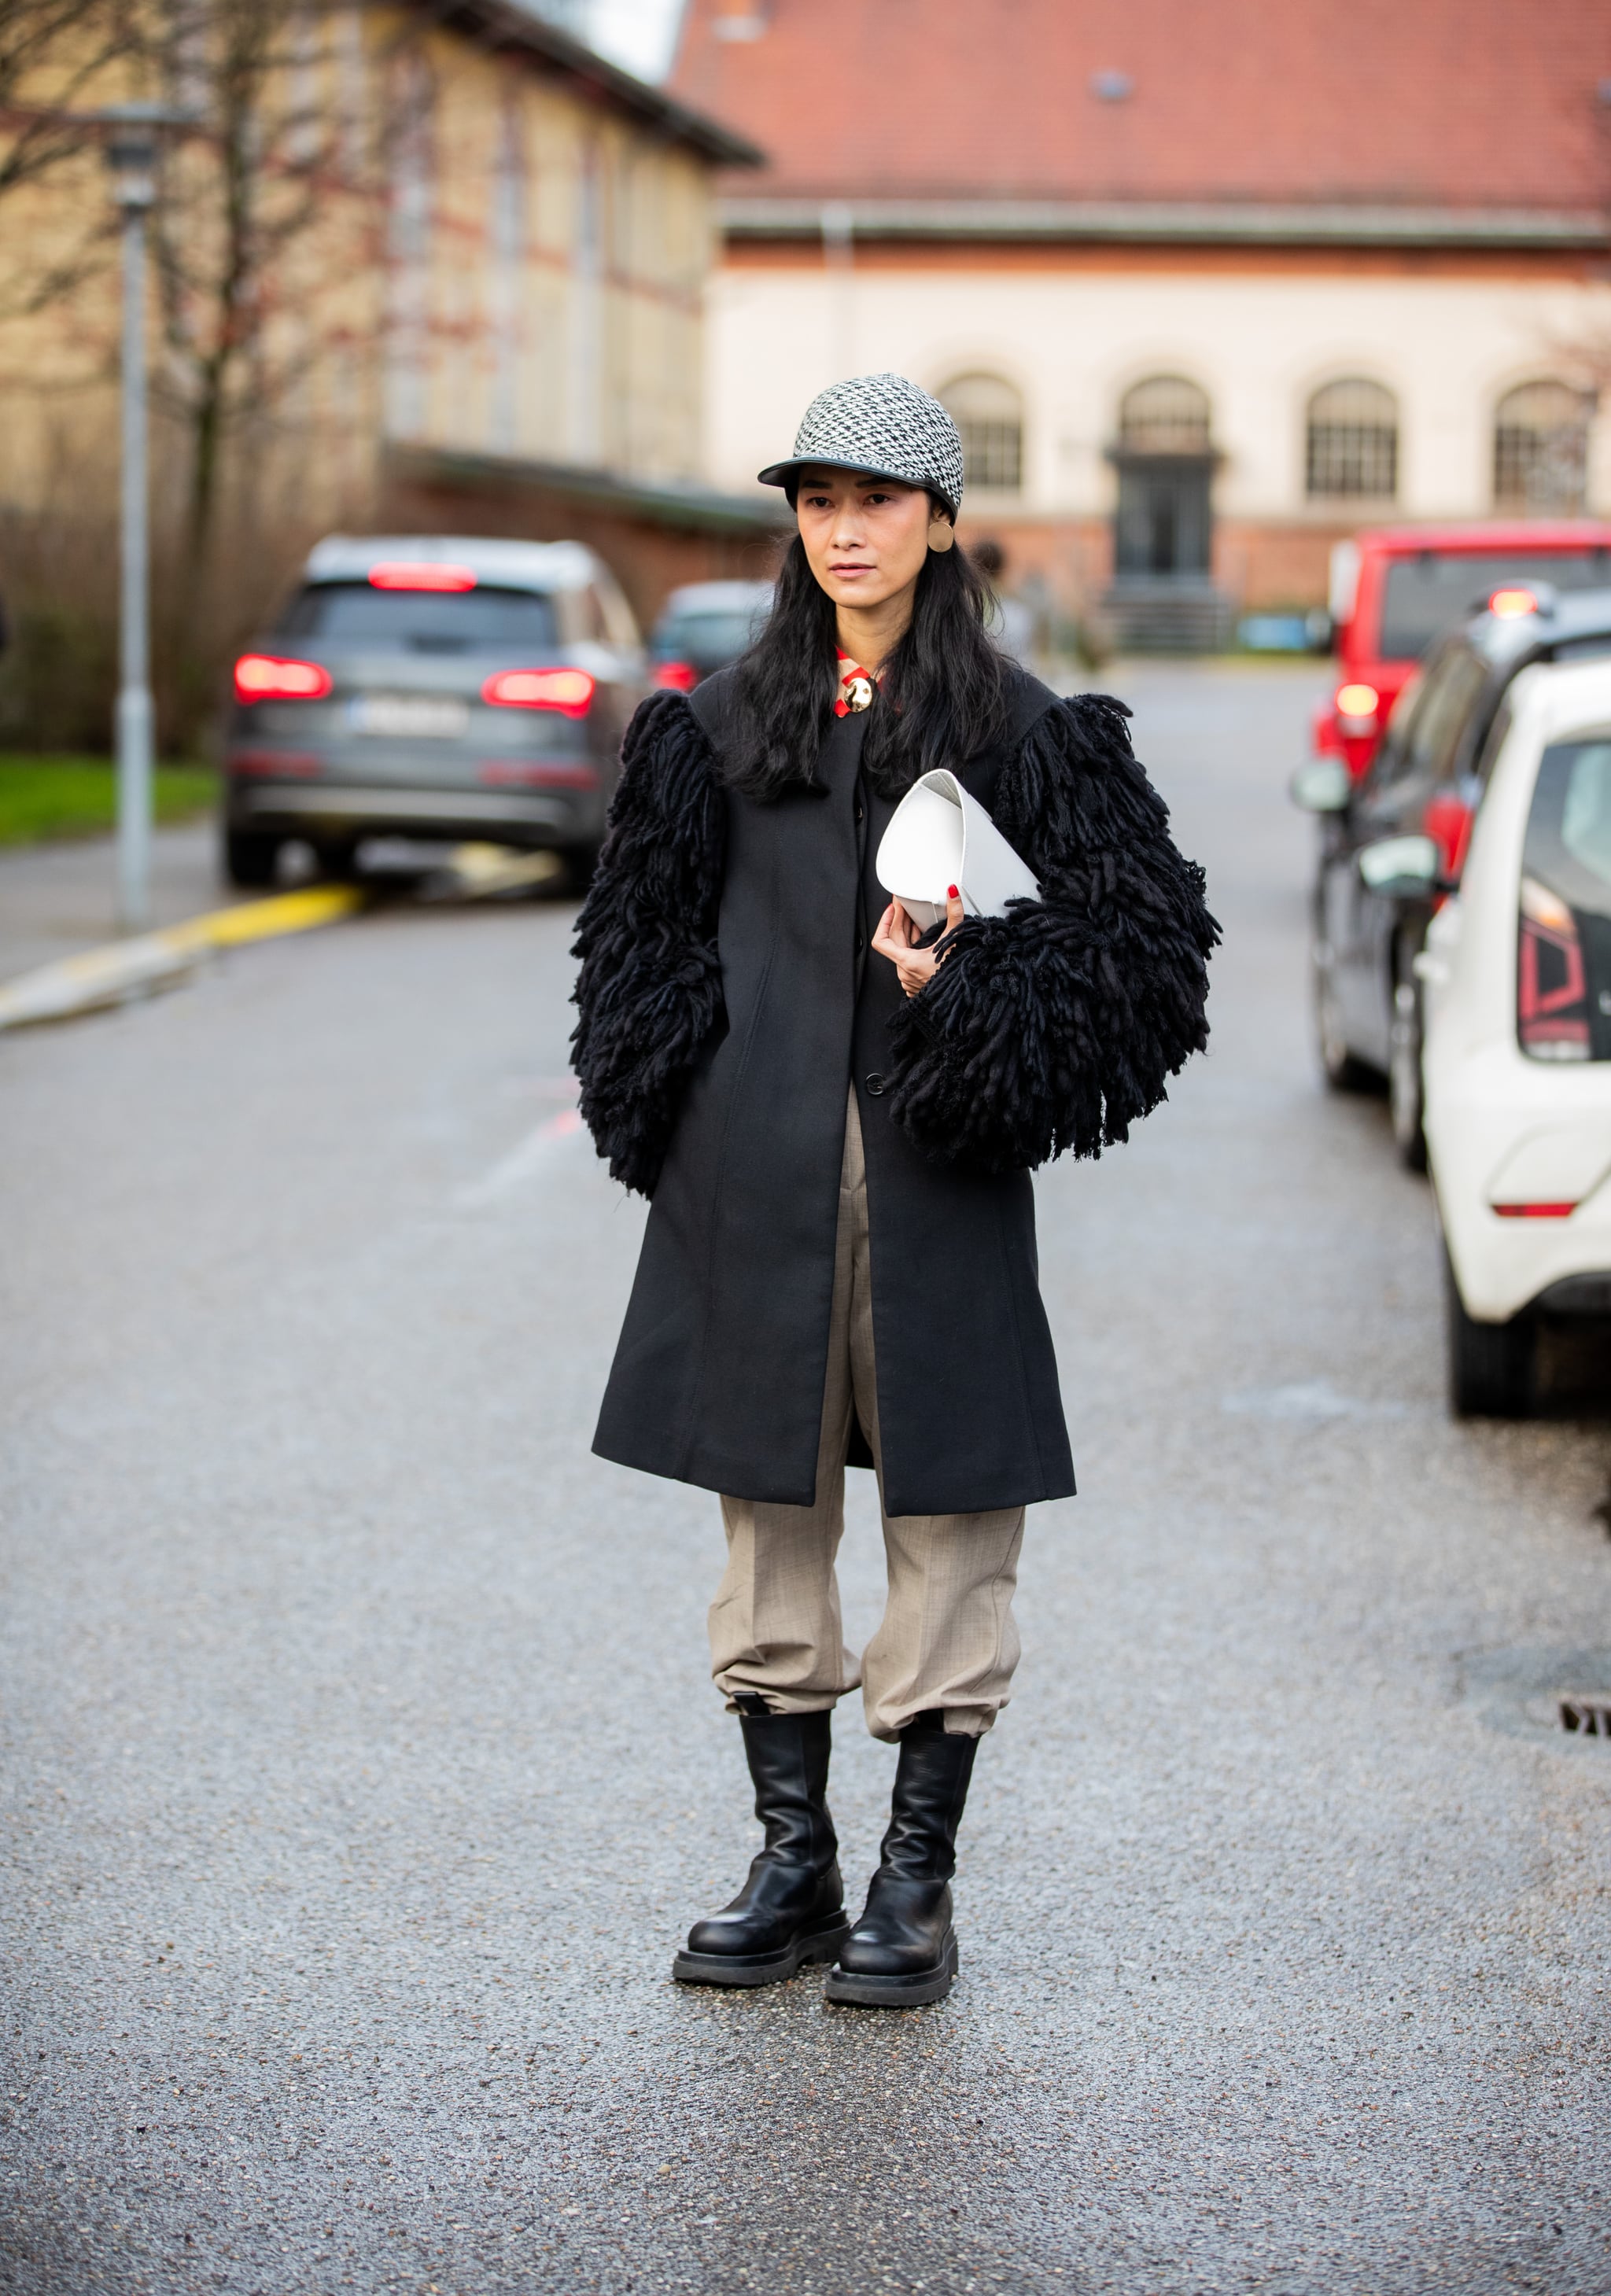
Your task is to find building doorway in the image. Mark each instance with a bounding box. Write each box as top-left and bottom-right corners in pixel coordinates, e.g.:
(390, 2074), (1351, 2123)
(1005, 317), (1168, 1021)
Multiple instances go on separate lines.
(1104, 375), (1229, 648)
(1115, 459), (1212, 574)
(1112, 376), (1214, 576)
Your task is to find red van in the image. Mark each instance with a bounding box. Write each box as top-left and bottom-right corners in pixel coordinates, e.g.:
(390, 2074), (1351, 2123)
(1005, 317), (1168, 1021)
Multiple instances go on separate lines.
(1314, 523), (1611, 776)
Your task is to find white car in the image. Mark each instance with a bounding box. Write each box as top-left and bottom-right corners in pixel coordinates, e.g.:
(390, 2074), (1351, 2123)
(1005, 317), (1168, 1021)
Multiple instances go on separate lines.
(1419, 656), (1611, 1414)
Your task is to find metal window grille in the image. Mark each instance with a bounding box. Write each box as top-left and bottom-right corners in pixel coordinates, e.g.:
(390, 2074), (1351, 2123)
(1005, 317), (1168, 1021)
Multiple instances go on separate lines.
(1494, 381), (1591, 513)
(1119, 376), (1211, 456)
(957, 418), (1022, 492)
(1306, 379), (1398, 499)
(939, 374), (1023, 493)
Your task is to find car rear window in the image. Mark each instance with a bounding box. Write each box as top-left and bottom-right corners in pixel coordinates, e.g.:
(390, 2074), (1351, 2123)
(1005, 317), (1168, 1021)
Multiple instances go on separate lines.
(1518, 735), (1611, 1062)
(1381, 552), (1611, 660)
(278, 583), (560, 652)
(1399, 646), (1488, 786)
(654, 605), (768, 670)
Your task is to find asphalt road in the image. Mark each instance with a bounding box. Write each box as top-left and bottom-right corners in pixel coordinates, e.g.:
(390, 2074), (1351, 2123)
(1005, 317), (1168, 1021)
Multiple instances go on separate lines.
(4, 662), (1610, 2296)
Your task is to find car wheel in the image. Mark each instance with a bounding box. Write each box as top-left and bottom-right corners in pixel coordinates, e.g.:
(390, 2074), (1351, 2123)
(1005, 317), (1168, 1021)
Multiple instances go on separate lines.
(312, 837), (361, 883)
(1445, 1247), (1536, 1417)
(224, 827), (282, 890)
(1388, 975), (1428, 1172)
(1314, 949), (1373, 1092)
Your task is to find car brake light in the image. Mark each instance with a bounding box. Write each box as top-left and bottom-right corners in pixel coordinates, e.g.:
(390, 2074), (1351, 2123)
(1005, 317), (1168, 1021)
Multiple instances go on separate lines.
(1488, 587), (1536, 619)
(367, 561), (477, 592)
(653, 661), (699, 692)
(1493, 1202), (1578, 1218)
(1335, 682), (1379, 725)
(481, 667), (596, 717)
(1517, 872), (1591, 1060)
(234, 653), (333, 702)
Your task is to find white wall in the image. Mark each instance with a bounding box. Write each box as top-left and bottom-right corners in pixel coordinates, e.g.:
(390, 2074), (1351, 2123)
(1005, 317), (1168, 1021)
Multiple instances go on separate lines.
(706, 261), (1611, 519)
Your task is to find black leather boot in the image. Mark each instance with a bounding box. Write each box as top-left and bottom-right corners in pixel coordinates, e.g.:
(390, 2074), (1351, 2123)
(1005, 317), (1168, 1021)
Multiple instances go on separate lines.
(824, 1708), (978, 2007)
(673, 1701), (849, 1987)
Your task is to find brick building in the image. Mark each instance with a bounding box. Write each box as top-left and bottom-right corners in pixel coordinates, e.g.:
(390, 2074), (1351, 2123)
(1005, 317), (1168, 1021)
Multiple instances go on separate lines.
(672, 0), (1611, 643)
(0, 0), (776, 682)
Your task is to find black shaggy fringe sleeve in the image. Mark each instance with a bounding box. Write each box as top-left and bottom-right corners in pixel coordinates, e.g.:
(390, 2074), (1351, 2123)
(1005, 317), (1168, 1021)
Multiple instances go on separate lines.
(884, 693), (1218, 1174)
(570, 691), (726, 1197)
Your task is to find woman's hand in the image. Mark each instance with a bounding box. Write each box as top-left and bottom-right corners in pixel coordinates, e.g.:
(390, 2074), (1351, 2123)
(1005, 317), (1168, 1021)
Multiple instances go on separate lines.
(871, 887), (965, 999)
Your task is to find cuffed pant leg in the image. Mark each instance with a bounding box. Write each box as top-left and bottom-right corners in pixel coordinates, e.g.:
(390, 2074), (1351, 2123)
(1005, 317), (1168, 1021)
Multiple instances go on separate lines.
(860, 1502), (1025, 1741)
(709, 1093), (863, 1716)
(841, 1089), (1028, 1743)
(709, 1484), (861, 1715)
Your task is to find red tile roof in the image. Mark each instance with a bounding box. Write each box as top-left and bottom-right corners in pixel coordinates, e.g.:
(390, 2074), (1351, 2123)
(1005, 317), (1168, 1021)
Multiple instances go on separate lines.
(671, 0), (1611, 214)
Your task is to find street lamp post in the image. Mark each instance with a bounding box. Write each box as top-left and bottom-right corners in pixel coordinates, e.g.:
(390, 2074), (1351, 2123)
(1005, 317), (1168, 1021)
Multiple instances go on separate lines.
(103, 105), (168, 935)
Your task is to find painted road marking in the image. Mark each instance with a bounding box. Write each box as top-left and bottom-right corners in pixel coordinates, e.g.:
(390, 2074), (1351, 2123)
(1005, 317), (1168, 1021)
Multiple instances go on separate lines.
(437, 844), (564, 897)
(455, 1106), (585, 1208)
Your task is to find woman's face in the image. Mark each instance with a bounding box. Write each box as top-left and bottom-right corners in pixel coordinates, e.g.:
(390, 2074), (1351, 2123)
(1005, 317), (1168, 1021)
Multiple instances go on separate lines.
(794, 467), (935, 614)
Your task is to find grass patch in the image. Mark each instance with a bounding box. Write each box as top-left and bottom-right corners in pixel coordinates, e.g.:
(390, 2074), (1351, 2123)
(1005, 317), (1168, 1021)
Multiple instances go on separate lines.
(0, 754), (217, 846)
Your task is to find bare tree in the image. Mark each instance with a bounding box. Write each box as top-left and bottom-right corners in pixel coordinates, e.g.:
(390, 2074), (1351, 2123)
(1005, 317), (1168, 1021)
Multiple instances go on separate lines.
(0, 0), (141, 200)
(0, 0), (428, 747)
(155, 2), (342, 556)
(0, 0), (147, 319)
(139, 0), (416, 720)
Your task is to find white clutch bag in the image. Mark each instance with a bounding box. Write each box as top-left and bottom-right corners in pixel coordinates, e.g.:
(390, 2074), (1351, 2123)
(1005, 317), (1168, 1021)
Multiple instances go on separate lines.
(875, 769), (1041, 931)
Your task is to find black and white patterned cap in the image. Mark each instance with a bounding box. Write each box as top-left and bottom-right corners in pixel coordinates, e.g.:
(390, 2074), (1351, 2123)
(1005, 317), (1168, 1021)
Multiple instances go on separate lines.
(758, 373), (965, 519)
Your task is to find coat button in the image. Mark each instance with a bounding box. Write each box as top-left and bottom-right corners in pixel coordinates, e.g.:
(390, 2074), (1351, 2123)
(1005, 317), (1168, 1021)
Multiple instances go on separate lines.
(864, 1072), (886, 1096)
(854, 802), (864, 822)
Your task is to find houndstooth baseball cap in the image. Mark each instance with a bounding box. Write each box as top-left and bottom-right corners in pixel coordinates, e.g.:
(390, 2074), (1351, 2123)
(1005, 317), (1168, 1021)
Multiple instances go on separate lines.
(758, 373), (966, 519)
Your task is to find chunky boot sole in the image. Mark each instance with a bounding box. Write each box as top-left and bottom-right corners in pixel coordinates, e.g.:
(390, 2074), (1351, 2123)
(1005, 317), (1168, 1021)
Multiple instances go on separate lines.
(824, 1929), (959, 2008)
(672, 1915), (850, 1989)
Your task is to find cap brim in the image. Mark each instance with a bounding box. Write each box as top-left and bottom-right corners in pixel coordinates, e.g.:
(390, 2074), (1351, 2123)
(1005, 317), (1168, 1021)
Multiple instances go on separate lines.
(757, 456), (956, 516)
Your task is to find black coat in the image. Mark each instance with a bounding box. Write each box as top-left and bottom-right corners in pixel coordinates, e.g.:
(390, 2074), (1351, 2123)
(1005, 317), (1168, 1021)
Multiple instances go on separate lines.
(570, 664), (1216, 1516)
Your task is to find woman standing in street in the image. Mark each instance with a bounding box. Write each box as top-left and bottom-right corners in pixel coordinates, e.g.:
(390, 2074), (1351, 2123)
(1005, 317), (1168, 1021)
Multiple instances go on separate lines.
(572, 374), (1215, 2007)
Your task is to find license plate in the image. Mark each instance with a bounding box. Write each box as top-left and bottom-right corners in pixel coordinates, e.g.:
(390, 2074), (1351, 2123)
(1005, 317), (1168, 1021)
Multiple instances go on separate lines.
(349, 694), (469, 739)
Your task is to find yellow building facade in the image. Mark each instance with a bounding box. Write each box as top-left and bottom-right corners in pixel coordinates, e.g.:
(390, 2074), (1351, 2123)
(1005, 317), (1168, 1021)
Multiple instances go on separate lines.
(0, 0), (767, 741)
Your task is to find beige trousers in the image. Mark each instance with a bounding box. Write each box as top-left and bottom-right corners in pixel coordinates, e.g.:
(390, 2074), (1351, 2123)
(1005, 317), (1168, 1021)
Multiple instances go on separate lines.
(710, 1089), (1026, 1743)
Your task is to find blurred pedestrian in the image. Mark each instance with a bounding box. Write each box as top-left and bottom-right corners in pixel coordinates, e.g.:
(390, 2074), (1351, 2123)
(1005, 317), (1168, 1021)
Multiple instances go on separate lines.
(971, 535), (1035, 665)
(572, 373), (1216, 2008)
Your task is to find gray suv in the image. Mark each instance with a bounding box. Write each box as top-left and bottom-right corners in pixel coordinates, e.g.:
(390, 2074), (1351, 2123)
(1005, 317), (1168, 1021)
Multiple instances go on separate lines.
(223, 534), (647, 886)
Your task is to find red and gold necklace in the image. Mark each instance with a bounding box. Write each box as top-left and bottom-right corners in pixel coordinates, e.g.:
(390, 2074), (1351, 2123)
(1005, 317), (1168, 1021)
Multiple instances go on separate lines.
(834, 648), (880, 717)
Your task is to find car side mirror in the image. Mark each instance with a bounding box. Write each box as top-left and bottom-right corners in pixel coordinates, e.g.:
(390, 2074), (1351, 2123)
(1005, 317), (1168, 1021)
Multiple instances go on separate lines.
(1358, 833), (1451, 898)
(1290, 758), (1352, 813)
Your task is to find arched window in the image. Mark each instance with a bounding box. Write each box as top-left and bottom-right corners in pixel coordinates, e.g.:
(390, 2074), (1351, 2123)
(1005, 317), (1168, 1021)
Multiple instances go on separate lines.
(1306, 378), (1398, 499)
(1494, 381), (1591, 513)
(1118, 375), (1211, 456)
(938, 373), (1023, 492)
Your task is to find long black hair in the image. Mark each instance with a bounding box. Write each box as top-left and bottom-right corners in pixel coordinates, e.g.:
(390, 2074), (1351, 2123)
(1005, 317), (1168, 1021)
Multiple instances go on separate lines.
(724, 516), (1008, 802)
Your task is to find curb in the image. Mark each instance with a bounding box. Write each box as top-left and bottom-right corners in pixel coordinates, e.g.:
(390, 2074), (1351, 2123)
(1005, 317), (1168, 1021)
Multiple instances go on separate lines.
(0, 884), (366, 1034)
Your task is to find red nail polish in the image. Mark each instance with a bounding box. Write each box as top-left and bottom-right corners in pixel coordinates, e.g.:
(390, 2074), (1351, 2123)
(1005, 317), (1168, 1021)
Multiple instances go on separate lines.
(947, 884), (959, 900)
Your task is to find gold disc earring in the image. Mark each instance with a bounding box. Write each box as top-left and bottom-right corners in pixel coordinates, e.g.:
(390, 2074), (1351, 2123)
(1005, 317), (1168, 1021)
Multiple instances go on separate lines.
(927, 518), (955, 555)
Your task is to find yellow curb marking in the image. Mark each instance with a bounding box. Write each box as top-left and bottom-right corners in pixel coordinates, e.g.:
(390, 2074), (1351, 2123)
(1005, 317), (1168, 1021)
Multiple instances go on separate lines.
(0, 883), (367, 1032)
(2, 836), (555, 1032)
(164, 883), (367, 952)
